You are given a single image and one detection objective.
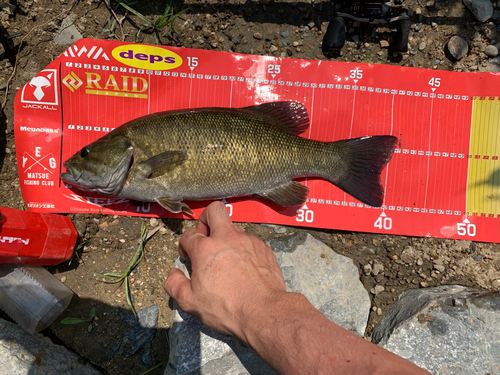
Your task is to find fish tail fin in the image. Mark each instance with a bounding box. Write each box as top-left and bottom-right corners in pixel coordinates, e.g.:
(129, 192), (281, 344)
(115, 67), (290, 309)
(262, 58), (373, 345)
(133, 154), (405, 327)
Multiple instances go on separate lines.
(325, 135), (398, 207)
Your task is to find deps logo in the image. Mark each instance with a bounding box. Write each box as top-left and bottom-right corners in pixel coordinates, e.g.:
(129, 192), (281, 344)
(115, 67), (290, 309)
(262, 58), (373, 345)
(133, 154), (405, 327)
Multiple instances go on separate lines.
(62, 72), (83, 92)
(21, 69), (58, 106)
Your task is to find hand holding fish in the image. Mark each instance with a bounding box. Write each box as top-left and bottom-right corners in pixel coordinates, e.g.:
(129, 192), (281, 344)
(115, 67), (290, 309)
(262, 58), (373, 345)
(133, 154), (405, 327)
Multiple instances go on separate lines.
(164, 202), (431, 375)
(164, 201), (287, 338)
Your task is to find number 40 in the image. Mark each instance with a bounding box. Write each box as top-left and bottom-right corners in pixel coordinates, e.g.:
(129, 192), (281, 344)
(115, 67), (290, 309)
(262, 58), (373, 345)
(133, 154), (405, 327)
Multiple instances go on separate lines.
(374, 216), (392, 230)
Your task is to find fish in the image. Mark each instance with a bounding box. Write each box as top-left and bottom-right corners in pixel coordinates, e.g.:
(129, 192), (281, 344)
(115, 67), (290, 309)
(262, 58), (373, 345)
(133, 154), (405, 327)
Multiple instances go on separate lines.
(61, 101), (397, 215)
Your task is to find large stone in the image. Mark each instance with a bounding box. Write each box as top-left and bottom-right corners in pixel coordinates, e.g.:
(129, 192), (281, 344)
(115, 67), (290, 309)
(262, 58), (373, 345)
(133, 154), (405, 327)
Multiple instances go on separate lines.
(165, 232), (371, 375)
(463, 0), (493, 22)
(447, 36), (469, 60)
(373, 285), (500, 375)
(54, 17), (83, 45)
(0, 318), (100, 374)
(110, 305), (159, 365)
(480, 56), (500, 72)
(484, 45), (499, 57)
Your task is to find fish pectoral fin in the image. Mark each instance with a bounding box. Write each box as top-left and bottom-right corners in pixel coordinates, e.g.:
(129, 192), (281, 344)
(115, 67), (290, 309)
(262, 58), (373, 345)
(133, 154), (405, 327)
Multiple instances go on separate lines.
(156, 198), (193, 216)
(138, 151), (187, 178)
(258, 181), (309, 207)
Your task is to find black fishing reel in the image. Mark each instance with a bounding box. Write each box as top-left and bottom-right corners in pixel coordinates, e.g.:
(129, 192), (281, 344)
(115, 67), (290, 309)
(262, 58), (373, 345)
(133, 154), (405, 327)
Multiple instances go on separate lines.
(322, 1), (411, 57)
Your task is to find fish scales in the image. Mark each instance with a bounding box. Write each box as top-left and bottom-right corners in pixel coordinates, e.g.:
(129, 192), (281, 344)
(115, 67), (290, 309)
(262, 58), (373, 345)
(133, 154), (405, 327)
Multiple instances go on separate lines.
(61, 101), (397, 214)
(122, 109), (328, 201)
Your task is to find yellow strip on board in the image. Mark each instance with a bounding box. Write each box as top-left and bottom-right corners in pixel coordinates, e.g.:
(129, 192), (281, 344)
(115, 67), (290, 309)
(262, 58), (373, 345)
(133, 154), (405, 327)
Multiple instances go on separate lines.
(467, 97), (500, 216)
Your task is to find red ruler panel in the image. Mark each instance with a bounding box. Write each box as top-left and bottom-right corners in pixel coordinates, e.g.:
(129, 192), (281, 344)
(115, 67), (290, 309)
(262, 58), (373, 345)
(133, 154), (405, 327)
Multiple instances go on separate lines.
(14, 39), (500, 242)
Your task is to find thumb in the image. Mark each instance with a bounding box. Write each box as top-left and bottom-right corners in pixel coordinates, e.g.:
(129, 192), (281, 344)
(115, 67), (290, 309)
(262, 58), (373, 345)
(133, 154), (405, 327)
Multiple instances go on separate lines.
(164, 268), (193, 309)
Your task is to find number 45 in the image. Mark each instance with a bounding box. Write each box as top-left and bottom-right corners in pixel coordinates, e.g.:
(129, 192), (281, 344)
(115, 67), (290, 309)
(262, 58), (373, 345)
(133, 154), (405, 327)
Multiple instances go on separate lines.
(428, 77), (440, 87)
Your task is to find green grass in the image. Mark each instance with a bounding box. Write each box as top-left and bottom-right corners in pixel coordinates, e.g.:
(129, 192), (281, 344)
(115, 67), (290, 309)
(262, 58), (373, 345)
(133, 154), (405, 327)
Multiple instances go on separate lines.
(61, 308), (96, 332)
(139, 360), (169, 375)
(94, 223), (148, 316)
(118, 1), (187, 44)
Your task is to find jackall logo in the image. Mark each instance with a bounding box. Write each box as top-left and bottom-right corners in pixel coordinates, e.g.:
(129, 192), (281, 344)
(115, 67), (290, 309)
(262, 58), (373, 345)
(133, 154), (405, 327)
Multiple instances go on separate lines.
(62, 71), (148, 99)
(63, 193), (129, 207)
(62, 72), (83, 92)
(21, 69), (58, 108)
(0, 236), (30, 245)
(63, 44), (110, 60)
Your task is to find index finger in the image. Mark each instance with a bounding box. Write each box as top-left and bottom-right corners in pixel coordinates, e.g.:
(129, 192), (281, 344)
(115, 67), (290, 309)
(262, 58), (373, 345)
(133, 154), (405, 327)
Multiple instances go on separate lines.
(197, 201), (236, 237)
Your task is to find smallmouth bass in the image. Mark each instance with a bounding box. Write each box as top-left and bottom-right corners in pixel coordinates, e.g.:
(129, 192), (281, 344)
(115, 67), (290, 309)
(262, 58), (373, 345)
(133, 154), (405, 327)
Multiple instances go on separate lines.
(61, 101), (397, 215)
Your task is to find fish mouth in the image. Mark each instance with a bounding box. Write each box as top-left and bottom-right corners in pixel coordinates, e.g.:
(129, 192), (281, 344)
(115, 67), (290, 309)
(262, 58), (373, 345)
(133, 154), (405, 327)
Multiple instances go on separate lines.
(61, 161), (82, 184)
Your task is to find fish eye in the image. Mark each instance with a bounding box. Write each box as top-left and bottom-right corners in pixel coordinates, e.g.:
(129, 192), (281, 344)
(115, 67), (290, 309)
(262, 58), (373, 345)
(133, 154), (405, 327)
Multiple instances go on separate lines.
(80, 147), (90, 157)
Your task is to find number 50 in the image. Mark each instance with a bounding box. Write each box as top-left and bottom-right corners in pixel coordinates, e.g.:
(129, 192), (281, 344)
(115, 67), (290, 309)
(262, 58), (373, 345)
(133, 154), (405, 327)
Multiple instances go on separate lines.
(457, 223), (476, 237)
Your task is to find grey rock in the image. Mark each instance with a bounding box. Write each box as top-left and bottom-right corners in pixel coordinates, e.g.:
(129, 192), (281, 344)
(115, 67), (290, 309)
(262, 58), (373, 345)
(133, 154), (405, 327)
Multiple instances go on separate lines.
(0, 318), (101, 374)
(280, 30), (290, 38)
(447, 35), (469, 60)
(371, 260), (384, 276)
(480, 56), (500, 71)
(373, 285), (500, 375)
(110, 305), (159, 365)
(463, 0), (493, 22)
(363, 263), (372, 275)
(72, 219), (87, 238)
(260, 223), (288, 234)
(493, 9), (500, 21)
(484, 44), (499, 56)
(371, 285), (385, 295)
(165, 233), (370, 375)
(53, 17), (83, 45)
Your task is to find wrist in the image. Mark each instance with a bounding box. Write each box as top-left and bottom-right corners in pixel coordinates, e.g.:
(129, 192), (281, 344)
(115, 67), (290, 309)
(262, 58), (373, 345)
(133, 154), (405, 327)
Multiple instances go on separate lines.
(236, 291), (316, 348)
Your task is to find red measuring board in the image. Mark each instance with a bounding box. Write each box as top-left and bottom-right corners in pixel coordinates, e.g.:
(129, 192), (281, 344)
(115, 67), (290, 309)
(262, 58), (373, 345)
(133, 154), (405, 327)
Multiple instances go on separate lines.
(14, 39), (500, 242)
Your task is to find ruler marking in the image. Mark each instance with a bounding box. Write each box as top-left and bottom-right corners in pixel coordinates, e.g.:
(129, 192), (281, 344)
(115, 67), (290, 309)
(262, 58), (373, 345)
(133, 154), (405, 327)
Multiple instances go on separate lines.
(423, 97), (435, 209)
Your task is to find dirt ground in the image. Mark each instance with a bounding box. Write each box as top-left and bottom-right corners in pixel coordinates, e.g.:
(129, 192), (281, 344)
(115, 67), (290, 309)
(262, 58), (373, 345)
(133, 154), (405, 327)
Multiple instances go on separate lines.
(1, 0), (500, 374)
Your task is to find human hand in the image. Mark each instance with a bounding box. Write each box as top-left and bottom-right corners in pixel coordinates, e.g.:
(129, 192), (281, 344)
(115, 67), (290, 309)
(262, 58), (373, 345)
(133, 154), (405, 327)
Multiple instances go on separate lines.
(164, 202), (432, 375)
(163, 201), (288, 341)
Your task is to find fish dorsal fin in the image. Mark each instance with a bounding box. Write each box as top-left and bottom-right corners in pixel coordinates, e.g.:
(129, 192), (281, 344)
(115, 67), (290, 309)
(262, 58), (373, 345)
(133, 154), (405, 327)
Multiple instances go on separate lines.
(156, 197), (193, 216)
(258, 181), (309, 207)
(137, 151), (187, 179)
(243, 102), (309, 135)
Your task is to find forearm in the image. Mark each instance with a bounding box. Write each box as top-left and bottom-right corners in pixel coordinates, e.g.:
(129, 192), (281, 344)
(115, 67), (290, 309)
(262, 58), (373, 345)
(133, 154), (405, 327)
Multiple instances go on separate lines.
(237, 292), (430, 375)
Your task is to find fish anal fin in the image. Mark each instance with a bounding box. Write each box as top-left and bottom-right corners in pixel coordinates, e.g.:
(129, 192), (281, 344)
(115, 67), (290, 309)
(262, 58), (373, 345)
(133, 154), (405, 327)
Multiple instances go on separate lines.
(243, 102), (309, 136)
(156, 197), (193, 216)
(258, 181), (309, 207)
(138, 151), (187, 179)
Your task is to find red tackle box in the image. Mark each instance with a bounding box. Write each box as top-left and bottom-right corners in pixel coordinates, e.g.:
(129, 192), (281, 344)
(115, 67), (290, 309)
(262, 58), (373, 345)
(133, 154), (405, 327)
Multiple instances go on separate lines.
(0, 207), (77, 265)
